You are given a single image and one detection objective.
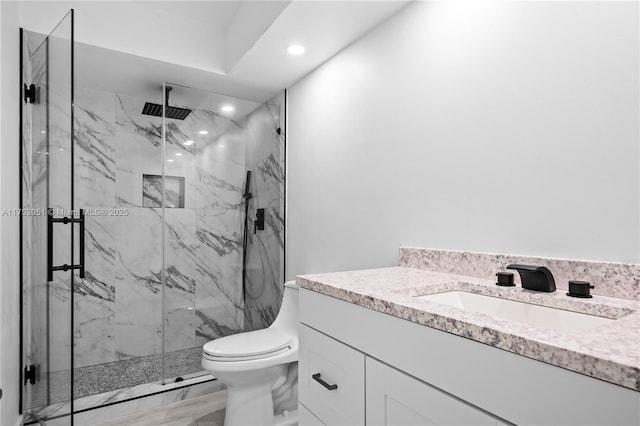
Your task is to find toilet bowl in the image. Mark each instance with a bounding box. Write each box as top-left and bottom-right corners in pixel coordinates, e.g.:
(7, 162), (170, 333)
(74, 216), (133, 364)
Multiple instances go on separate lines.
(202, 281), (299, 426)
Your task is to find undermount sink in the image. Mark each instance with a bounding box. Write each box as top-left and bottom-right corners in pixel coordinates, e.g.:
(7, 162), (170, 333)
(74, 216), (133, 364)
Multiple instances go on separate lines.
(415, 291), (614, 334)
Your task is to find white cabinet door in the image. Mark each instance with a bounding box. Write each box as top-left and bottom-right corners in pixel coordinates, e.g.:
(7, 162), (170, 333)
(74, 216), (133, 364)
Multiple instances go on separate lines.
(299, 324), (365, 425)
(366, 357), (500, 426)
(299, 402), (326, 426)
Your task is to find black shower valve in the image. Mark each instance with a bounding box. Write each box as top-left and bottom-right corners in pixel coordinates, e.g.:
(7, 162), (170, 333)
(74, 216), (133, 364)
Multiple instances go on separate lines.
(254, 208), (265, 234)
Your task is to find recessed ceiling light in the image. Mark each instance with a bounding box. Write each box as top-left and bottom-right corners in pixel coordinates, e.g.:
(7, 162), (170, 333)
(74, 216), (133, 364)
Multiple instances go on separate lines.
(167, 159), (174, 162)
(219, 144), (226, 148)
(199, 130), (208, 135)
(183, 140), (194, 146)
(175, 153), (183, 157)
(40, 130), (46, 134)
(59, 148), (64, 151)
(287, 44), (305, 56)
(221, 105), (235, 113)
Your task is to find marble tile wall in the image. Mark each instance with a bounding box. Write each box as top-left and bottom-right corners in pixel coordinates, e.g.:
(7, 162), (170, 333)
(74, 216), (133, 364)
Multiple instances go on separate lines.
(243, 98), (286, 331)
(71, 88), (248, 370)
(23, 84), (285, 411)
(399, 247), (640, 300)
(241, 96), (293, 414)
(67, 87), (284, 376)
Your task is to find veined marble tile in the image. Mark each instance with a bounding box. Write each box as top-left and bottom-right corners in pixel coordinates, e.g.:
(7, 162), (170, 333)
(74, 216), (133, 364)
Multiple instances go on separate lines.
(78, 212), (117, 299)
(115, 208), (163, 358)
(164, 270), (196, 351)
(48, 79), (74, 212)
(194, 210), (244, 345)
(195, 125), (244, 211)
(243, 102), (285, 331)
(74, 295), (116, 368)
(194, 212), (243, 301)
(116, 168), (142, 207)
(74, 211), (117, 368)
(48, 275), (73, 373)
(115, 275), (162, 359)
(25, 88), (285, 388)
(75, 88), (116, 207)
(115, 94), (163, 207)
(165, 121), (196, 209)
(244, 232), (283, 329)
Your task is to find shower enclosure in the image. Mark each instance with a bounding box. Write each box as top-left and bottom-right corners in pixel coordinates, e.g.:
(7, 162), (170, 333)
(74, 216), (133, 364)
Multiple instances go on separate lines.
(20, 12), (286, 424)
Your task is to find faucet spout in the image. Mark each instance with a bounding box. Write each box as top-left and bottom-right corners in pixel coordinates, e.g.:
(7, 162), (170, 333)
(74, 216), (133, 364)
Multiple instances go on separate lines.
(506, 264), (556, 293)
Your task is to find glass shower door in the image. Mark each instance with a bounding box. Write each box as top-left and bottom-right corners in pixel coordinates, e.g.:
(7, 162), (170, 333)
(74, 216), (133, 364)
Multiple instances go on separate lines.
(21, 10), (75, 424)
(160, 83), (286, 382)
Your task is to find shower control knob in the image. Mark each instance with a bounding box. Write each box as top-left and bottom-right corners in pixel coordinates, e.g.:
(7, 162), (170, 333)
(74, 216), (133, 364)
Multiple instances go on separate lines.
(254, 208), (265, 233)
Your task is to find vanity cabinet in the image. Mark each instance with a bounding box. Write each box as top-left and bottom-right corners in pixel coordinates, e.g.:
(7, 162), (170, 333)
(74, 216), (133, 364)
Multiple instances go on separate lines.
(299, 324), (365, 425)
(299, 403), (325, 426)
(299, 320), (502, 426)
(298, 288), (640, 426)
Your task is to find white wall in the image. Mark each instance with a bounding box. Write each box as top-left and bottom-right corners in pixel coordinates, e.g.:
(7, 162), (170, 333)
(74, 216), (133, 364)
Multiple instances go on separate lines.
(287, 1), (640, 280)
(0, 4), (3, 422)
(0, 1), (22, 425)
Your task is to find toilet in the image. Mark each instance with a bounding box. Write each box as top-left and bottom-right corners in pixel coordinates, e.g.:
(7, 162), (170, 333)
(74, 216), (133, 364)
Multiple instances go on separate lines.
(202, 281), (299, 426)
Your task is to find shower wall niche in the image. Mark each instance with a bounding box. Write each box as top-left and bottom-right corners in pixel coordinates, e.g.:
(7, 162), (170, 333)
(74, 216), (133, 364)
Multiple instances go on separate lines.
(27, 83), (285, 409)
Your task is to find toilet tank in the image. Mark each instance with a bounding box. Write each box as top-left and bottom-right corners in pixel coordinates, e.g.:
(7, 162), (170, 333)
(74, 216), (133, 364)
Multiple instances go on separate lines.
(270, 281), (299, 337)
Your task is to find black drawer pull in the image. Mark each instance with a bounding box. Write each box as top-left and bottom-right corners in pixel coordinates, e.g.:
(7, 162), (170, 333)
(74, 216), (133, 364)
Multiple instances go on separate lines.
(312, 373), (338, 391)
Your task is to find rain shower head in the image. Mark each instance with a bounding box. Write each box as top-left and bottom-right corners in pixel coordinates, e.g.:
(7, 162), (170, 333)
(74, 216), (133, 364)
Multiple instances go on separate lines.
(142, 86), (192, 120)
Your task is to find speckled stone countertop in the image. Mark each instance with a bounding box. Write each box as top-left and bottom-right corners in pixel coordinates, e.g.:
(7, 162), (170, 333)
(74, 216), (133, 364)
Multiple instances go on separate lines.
(297, 267), (640, 391)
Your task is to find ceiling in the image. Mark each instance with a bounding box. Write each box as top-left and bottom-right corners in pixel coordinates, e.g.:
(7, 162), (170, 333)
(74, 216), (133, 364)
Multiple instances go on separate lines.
(20, 0), (410, 102)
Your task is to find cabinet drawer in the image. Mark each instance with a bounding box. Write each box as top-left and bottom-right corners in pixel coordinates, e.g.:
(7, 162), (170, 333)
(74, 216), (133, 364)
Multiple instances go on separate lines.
(299, 324), (365, 425)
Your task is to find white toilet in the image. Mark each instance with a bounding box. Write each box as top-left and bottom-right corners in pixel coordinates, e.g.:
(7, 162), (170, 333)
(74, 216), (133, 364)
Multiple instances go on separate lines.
(202, 281), (299, 426)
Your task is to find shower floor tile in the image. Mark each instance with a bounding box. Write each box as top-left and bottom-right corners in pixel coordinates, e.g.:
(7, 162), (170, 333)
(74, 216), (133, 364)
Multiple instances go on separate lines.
(32, 346), (204, 408)
(90, 391), (226, 426)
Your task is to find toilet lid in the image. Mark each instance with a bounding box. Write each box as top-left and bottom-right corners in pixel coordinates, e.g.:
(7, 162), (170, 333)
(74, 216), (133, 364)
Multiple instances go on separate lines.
(203, 328), (293, 361)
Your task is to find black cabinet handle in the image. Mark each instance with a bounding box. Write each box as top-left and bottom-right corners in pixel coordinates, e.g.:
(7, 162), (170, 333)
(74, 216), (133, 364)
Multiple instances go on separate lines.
(312, 373), (338, 391)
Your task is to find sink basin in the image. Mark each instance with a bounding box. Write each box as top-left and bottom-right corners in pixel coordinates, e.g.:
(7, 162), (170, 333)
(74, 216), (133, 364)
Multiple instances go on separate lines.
(415, 291), (614, 334)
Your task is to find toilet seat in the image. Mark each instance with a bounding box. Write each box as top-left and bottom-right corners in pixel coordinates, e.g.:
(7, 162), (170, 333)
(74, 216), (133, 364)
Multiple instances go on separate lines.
(203, 328), (293, 362)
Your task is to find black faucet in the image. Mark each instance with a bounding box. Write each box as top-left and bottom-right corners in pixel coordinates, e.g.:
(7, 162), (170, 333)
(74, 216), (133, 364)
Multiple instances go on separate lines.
(506, 264), (556, 293)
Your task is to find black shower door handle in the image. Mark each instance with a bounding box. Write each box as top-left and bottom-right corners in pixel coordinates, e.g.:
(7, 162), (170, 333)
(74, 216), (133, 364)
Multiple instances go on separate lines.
(312, 373), (338, 391)
(47, 208), (85, 281)
(79, 208), (85, 278)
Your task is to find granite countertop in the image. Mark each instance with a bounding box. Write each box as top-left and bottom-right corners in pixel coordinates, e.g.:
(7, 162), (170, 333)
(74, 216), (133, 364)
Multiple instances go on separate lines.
(297, 267), (640, 391)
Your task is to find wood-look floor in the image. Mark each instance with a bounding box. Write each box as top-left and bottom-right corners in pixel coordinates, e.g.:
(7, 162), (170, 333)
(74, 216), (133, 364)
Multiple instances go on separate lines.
(92, 391), (227, 426)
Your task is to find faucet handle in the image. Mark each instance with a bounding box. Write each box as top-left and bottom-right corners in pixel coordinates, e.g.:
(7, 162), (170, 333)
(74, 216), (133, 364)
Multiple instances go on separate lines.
(496, 272), (515, 287)
(506, 264), (556, 293)
(567, 280), (594, 298)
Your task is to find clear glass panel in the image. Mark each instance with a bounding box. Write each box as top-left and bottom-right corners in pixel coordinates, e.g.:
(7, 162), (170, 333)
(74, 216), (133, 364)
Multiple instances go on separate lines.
(72, 77), (164, 400)
(160, 83), (286, 382)
(21, 9), (74, 424)
(242, 90), (286, 332)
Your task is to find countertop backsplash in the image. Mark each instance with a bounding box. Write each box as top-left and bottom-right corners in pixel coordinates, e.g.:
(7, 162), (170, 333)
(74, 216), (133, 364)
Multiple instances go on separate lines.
(398, 247), (640, 301)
